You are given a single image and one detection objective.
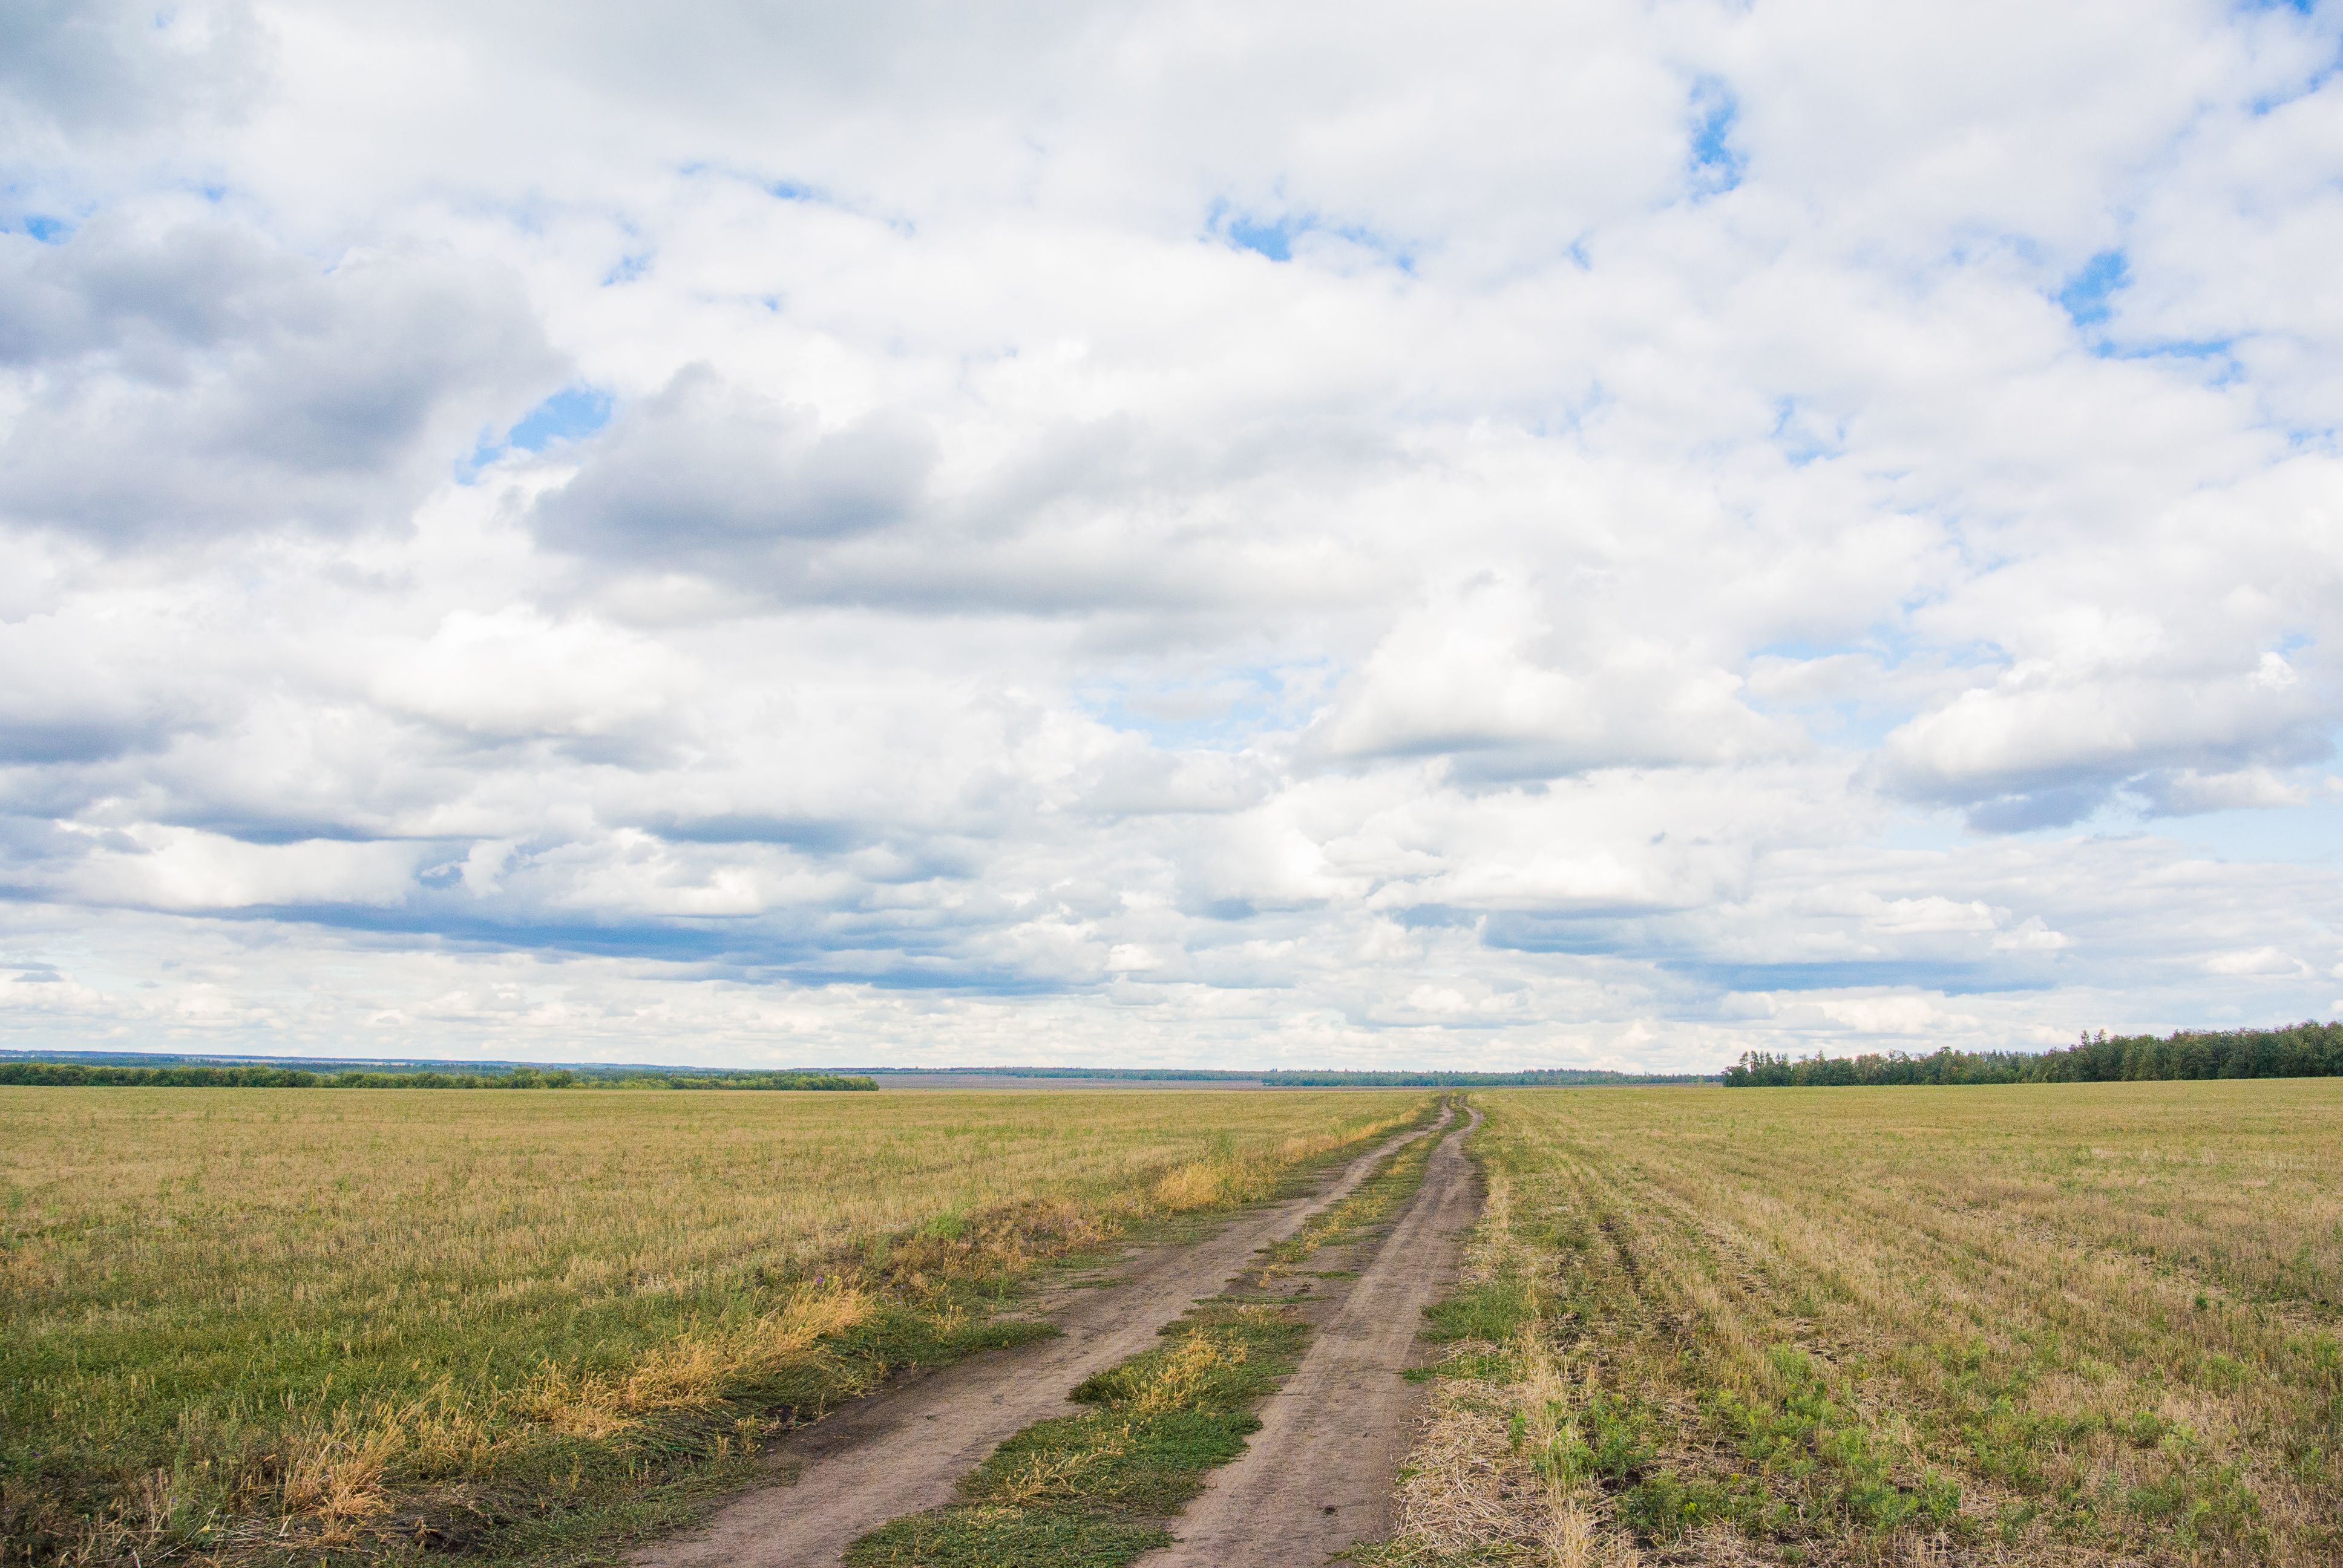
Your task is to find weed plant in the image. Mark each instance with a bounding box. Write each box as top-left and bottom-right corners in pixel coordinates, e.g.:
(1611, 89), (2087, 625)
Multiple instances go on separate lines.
(0, 1086), (1431, 1566)
(1369, 1082), (2343, 1567)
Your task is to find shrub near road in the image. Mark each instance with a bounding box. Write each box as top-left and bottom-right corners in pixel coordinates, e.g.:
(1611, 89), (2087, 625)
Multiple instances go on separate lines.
(0, 1085), (1431, 1567)
(1377, 1082), (2343, 1566)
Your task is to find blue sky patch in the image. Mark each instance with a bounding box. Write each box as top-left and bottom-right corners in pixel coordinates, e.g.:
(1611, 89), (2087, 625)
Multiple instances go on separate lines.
(1663, 959), (2052, 995)
(1227, 214), (1299, 261)
(459, 387), (614, 478)
(1090, 662), (1305, 751)
(2111, 336), (2233, 359)
(1688, 79), (1745, 194)
(1769, 396), (1845, 465)
(21, 215), (70, 243)
(2100, 336), (2241, 377)
(2150, 798), (2343, 865)
(2058, 249), (2129, 327)
(1207, 200), (1417, 269)
(507, 387), (614, 451)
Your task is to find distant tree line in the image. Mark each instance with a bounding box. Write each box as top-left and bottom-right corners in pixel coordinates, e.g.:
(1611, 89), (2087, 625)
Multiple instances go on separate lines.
(1256, 1069), (1711, 1086)
(0, 1062), (877, 1091)
(884, 1067), (1262, 1080)
(1723, 1021), (2343, 1087)
(598, 1071), (877, 1091)
(867, 1065), (1711, 1086)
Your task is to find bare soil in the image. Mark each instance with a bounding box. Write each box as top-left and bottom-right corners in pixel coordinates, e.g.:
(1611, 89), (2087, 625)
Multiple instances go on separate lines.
(1134, 1106), (1484, 1566)
(627, 1110), (1453, 1568)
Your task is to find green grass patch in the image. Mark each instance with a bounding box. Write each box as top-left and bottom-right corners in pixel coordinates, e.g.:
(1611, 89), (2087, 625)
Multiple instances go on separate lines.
(1404, 1350), (1513, 1383)
(1619, 1472), (1768, 1543)
(1705, 1346), (1962, 1537)
(1418, 1276), (1539, 1345)
(844, 1509), (1174, 1567)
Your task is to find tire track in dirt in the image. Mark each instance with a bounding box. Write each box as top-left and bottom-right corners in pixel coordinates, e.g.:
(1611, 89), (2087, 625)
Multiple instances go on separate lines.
(1134, 1106), (1484, 1567)
(628, 1108), (1452, 1568)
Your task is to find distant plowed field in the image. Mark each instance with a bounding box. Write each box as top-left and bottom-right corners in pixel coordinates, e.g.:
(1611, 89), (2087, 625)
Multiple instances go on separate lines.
(0, 1086), (1432, 1566)
(1377, 1083), (2343, 1567)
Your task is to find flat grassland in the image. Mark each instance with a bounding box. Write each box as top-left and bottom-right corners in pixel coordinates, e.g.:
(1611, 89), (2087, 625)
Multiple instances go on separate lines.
(1381, 1082), (2343, 1567)
(0, 1085), (1432, 1566)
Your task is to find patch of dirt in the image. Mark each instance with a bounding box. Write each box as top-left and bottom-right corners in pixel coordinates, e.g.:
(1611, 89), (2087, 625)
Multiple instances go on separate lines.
(626, 1111), (1453, 1568)
(1134, 1108), (1486, 1566)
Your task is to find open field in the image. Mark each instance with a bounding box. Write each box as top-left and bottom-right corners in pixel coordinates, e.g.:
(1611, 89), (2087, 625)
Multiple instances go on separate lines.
(0, 1085), (1434, 1566)
(1377, 1082), (2343, 1567)
(19, 1077), (2342, 1568)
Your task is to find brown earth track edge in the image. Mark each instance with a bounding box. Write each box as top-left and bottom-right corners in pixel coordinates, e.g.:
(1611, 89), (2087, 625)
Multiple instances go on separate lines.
(1134, 1104), (1486, 1566)
(626, 1106), (1457, 1568)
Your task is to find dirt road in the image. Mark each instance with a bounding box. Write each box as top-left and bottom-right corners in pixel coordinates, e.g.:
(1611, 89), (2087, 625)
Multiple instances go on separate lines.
(1135, 1105), (1484, 1566)
(629, 1109), (1452, 1568)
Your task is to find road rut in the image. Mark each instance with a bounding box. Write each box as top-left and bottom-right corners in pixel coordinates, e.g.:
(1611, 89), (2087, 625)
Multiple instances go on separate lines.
(628, 1109), (1452, 1568)
(1136, 1105), (1484, 1566)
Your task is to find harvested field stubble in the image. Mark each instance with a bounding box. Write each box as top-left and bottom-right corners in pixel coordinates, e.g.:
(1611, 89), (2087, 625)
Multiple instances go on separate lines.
(0, 1085), (1432, 1566)
(1371, 1083), (2343, 1567)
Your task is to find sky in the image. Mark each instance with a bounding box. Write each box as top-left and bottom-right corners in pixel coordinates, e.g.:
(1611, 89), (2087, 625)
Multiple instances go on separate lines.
(2, 0), (2342, 1074)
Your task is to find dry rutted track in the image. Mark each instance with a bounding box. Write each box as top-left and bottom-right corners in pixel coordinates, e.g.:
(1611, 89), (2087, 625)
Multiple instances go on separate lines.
(1136, 1106), (1484, 1566)
(630, 1109), (1456, 1568)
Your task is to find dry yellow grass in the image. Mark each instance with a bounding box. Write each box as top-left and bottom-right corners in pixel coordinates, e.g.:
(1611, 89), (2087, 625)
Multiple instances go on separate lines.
(1374, 1082), (2343, 1567)
(0, 1085), (1430, 1564)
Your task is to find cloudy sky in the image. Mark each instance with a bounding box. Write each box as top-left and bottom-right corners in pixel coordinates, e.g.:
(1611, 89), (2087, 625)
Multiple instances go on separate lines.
(2, 0), (2341, 1073)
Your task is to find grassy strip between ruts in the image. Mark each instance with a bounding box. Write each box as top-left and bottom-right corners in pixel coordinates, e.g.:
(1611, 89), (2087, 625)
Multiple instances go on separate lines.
(842, 1104), (1450, 1568)
(6, 1092), (1442, 1568)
